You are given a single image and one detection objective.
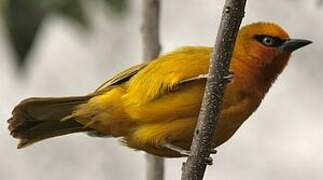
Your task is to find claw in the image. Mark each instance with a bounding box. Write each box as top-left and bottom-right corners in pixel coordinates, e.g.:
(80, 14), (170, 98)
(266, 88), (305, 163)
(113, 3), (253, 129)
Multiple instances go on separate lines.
(223, 70), (234, 83)
(205, 156), (213, 165)
(210, 149), (217, 154)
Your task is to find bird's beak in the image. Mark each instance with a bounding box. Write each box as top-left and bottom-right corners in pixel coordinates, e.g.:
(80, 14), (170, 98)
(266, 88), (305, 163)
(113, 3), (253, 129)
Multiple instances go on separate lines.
(280, 39), (312, 52)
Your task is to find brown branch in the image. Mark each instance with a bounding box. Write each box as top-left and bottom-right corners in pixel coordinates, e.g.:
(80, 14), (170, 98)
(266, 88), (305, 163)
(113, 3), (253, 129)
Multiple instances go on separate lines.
(181, 0), (247, 180)
(141, 0), (164, 180)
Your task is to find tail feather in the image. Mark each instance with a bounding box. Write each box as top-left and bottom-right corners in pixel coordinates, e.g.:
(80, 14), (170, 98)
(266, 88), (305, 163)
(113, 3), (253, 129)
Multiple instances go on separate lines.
(8, 96), (93, 148)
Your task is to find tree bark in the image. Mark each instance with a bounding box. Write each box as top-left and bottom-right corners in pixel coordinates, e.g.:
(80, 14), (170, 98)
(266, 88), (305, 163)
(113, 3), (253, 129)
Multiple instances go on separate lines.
(142, 0), (161, 61)
(181, 0), (247, 180)
(141, 1), (164, 180)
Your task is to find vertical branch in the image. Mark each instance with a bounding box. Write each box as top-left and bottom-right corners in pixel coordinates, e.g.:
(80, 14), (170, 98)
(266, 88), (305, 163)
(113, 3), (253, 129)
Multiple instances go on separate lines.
(181, 0), (247, 180)
(142, 0), (161, 61)
(145, 154), (164, 180)
(141, 0), (164, 180)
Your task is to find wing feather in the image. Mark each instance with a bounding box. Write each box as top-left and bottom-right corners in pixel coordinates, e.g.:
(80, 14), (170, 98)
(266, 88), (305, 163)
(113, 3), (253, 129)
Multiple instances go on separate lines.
(125, 46), (212, 105)
(95, 63), (148, 92)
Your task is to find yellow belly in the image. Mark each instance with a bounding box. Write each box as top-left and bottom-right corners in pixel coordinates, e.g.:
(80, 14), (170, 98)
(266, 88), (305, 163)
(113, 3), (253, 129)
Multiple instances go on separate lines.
(74, 79), (260, 157)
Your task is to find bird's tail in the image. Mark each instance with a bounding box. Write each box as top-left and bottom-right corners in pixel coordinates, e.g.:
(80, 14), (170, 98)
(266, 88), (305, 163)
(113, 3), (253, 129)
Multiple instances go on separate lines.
(8, 96), (93, 149)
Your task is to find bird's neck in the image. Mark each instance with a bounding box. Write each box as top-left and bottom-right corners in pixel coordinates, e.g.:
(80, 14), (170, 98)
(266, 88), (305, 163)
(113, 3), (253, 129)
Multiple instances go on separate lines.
(232, 55), (289, 97)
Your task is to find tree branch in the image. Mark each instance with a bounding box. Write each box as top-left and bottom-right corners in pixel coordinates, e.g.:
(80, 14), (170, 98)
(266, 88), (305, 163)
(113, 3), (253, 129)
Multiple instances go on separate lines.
(141, 0), (164, 180)
(142, 0), (161, 61)
(181, 0), (247, 180)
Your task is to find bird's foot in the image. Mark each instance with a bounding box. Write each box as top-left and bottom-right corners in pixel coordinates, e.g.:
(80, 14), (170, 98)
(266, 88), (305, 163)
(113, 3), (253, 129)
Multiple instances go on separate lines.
(162, 143), (218, 158)
(180, 74), (209, 84)
(205, 156), (213, 165)
(223, 70), (234, 83)
(162, 143), (190, 156)
(181, 71), (233, 84)
(210, 148), (217, 154)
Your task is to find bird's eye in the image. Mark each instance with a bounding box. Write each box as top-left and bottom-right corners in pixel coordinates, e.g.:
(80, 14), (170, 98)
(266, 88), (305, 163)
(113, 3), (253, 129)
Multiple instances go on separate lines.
(262, 37), (274, 46)
(254, 35), (285, 47)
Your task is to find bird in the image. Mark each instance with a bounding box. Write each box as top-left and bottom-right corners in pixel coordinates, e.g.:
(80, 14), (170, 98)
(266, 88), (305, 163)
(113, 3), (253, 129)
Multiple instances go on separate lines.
(7, 22), (312, 157)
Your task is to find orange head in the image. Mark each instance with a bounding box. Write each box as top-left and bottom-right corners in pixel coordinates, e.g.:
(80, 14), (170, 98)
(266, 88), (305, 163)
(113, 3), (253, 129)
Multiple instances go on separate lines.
(232, 22), (312, 92)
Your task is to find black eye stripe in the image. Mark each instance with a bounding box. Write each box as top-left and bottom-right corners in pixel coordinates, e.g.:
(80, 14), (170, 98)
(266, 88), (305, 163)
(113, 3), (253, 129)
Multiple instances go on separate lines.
(254, 35), (286, 47)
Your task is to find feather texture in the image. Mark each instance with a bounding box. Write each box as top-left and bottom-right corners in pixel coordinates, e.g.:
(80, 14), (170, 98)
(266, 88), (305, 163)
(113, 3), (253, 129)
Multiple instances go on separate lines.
(7, 22), (309, 157)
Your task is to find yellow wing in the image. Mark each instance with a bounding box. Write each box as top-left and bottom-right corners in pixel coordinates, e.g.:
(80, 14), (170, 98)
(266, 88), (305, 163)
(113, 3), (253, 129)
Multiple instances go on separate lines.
(124, 46), (212, 106)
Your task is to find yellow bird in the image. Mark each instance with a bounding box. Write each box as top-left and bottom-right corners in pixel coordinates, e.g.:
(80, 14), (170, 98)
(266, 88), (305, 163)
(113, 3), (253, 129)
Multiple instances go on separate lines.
(8, 22), (311, 157)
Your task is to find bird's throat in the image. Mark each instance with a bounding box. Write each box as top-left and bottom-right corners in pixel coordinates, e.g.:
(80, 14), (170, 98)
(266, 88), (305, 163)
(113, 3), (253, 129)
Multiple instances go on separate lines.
(232, 55), (289, 97)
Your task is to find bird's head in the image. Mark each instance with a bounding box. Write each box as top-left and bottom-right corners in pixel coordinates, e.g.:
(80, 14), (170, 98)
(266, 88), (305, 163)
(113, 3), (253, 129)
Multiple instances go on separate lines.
(232, 22), (312, 89)
(234, 22), (312, 66)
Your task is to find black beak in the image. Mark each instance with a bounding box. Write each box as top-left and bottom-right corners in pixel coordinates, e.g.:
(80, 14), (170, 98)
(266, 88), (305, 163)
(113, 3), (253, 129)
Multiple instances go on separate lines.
(280, 39), (312, 52)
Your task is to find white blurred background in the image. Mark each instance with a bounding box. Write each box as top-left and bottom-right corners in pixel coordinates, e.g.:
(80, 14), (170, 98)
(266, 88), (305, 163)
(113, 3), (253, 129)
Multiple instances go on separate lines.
(1, 0), (322, 179)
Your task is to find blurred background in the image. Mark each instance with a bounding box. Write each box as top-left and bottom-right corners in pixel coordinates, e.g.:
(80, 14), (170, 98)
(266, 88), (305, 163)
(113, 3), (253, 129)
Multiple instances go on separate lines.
(1, 0), (322, 179)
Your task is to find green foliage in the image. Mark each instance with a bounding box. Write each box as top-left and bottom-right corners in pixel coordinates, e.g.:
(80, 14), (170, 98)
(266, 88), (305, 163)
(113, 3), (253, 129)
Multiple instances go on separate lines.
(104, 0), (128, 13)
(2, 0), (128, 68)
(0, 0), (7, 12)
(5, 0), (46, 66)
